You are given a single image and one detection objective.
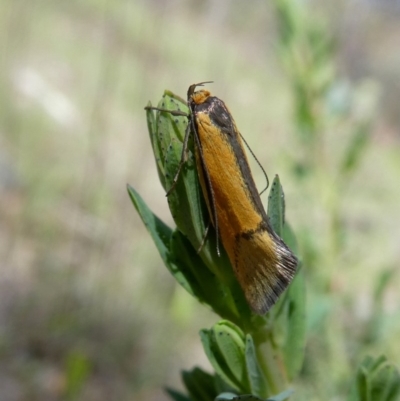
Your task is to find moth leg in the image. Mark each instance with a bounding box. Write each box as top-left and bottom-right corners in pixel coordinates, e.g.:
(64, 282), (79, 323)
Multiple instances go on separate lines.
(197, 221), (210, 254)
(144, 106), (188, 117)
(144, 104), (191, 196)
(165, 121), (192, 196)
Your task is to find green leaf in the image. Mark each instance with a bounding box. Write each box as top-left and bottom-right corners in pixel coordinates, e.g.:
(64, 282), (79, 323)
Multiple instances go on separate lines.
(169, 229), (209, 299)
(356, 365), (371, 401)
(128, 185), (200, 298)
(266, 178), (306, 380)
(127, 184), (172, 263)
(182, 367), (217, 401)
(164, 129), (209, 252)
(349, 355), (400, 401)
(245, 334), (268, 397)
(213, 321), (248, 389)
(267, 175), (285, 237)
(147, 90), (189, 192)
(372, 364), (400, 401)
(200, 329), (233, 389)
(282, 223), (299, 257)
(214, 375), (237, 396)
(200, 321), (248, 392)
(281, 268), (306, 380)
(146, 101), (166, 190)
(155, 91), (189, 152)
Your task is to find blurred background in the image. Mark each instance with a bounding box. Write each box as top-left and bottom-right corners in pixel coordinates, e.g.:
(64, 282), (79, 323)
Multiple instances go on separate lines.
(1, 0), (399, 400)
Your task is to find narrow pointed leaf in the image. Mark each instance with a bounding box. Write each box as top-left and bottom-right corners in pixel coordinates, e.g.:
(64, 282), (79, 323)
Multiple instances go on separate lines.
(245, 334), (267, 397)
(146, 102), (166, 189)
(128, 185), (194, 297)
(267, 175), (284, 236)
(281, 267), (306, 380)
(127, 185), (172, 262)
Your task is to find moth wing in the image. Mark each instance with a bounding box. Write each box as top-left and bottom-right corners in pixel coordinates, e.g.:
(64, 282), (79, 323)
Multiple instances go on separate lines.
(235, 229), (296, 314)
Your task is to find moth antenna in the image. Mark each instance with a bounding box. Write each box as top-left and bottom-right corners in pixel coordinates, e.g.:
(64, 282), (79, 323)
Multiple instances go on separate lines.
(239, 132), (269, 195)
(187, 81), (214, 98)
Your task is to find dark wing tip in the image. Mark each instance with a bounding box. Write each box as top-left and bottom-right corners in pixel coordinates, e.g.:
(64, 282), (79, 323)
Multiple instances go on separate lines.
(248, 235), (298, 315)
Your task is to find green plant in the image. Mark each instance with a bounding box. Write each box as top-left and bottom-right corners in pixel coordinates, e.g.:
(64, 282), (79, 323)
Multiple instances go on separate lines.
(348, 355), (400, 401)
(128, 89), (305, 400)
(128, 87), (399, 400)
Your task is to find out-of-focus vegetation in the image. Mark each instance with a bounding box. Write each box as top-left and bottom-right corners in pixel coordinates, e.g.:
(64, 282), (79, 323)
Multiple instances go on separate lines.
(0, 1), (399, 400)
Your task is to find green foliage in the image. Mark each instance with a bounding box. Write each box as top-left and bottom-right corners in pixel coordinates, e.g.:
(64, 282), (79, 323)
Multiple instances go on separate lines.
(348, 356), (400, 401)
